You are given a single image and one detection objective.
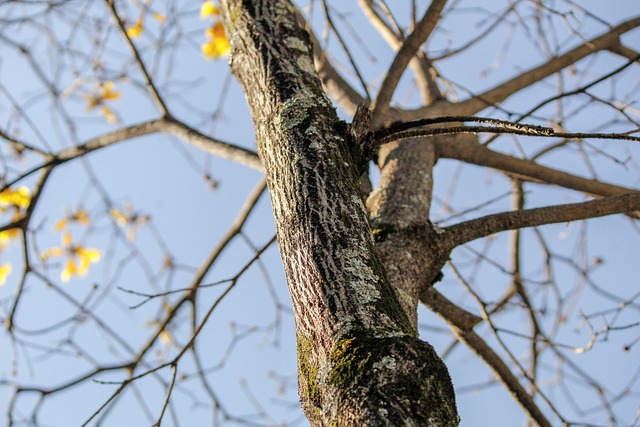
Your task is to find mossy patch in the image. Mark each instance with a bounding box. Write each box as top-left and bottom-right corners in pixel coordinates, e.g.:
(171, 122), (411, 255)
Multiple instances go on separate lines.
(327, 333), (459, 425)
(327, 336), (371, 387)
(297, 334), (321, 408)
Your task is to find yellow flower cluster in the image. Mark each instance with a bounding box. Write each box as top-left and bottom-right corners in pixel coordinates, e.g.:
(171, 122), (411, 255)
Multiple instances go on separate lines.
(200, 1), (219, 18)
(111, 204), (149, 242)
(82, 81), (121, 124)
(41, 233), (101, 283)
(0, 186), (31, 285)
(39, 201), (149, 283)
(55, 207), (90, 230)
(0, 264), (11, 285)
(0, 187), (30, 210)
(200, 1), (230, 59)
(42, 206), (100, 282)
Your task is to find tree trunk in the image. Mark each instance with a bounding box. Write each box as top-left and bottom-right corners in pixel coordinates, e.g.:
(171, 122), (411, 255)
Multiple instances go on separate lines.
(220, 1), (459, 425)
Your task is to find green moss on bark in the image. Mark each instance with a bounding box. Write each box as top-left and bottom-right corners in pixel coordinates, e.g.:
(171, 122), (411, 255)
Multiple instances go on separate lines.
(297, 334), (321, 410)
(327, 332), (459, 426)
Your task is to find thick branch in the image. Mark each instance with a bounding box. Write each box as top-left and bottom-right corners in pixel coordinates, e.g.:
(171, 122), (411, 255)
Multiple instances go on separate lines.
(368, 140), (440, 331)
(371, 0), (447, 124)
(435, 138), (639, 202)
(358, 0), (441, 105)
(162, 117), (262, 171)
(608, 42), (640, 63)
(10, 118), (262, 188)
(304, 14), (364, 116)
(444, 193), (640, 247)
(453, 16), (640, 115)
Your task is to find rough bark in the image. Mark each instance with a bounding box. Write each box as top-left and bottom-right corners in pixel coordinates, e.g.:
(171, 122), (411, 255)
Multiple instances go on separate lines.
(219, 1), (459, 425)
(368, 140), (446, 331)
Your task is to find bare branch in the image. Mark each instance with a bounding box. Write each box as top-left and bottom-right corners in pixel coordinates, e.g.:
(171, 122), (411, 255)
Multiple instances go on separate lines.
(436, 137), (639, 202)
(482, 53), (640, 146)
(444, 193), (640, 247)
(302, 13), (364, 116)
(408, 16), (640, 118)
(105, 0), (170, 115)
(54, 119), (166, 162)
(321, 1), (371, 100)
(153, 364), (177, 427)
(5, 118), (261, 189)
(371, 0), (447, 125)
(420, 288), (553, 427)
(608, 41), (640, 63)
(162, 117), (262, 171)
(358, 0), (441, 104)
(371, 115), (555, 144)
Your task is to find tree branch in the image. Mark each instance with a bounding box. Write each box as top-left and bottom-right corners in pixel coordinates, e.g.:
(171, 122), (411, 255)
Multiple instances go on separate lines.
(106, 0), (170, 115)
(371, 0), (447, 125)
(435, 138), (640, 206)
(162, 117), (262, 171)
(358, 0), (441, 105)
(444, 193), (640, 247)
(301, 13), (364, 116)
(6, 118), (262, 189)
(453, 16), (640, 115)
(608, 41), (640, 63)
(321, 1), (371, 100)
(420, 288), (552, 427)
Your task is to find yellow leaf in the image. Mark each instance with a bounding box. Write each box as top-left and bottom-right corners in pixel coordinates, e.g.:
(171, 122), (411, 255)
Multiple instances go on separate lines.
(201, 39), (230, 59)
(127, 19), (144, 38)
(78, 247), (101, 266)
(212, 21), (226, 38)
(40, 247), (64, 260)
(101, 81), (121, 101)
(159, 330), (174, 346)
(54, 219), (68, 230)
(75, 209), (90, 224)
(100, 106), (118, 124)
(153, 13), (166, 23)
(110, 209), (129, 226)
(84, 81), (121, 114)
(111, 206), (149, 241)
(200, 1), (220, 18)
(74, 247), (100, 276)
(56, 208), (91, 230)
(0, 263), (11, 285)
(0, 229), (19, 245)
(41, 232), (101, 282)
(61, 258), (76, 282)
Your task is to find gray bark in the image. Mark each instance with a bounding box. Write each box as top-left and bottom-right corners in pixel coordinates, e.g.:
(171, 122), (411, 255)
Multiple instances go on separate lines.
(220, 1), (459, 425)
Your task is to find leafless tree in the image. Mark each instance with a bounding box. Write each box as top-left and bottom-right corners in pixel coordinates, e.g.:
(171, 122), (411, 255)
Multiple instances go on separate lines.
(0, 0), (639, 426)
